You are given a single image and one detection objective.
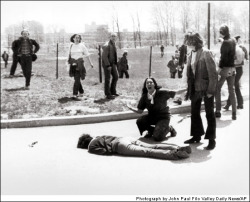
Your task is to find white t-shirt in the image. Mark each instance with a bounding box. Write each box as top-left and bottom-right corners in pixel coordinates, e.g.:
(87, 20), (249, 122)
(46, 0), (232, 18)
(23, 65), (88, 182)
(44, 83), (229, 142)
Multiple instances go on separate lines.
(191, 51), (197, 75)
(69, 43), (90, 60)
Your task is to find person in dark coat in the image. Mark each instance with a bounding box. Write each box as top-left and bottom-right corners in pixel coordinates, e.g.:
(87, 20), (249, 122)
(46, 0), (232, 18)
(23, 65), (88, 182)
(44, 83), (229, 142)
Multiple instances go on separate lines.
(13, 30), (40, 89)
(167, 55), (178, 78)
(77, 134), (192, 160)
(183, 32), (218, 150)
(215, 25), (237, 120)
(1, 51), (9, 68)
(102, 33), (119, 99)
(118, 50), (129, 78)
(127, 77), (182, 142)
(178, 44), (187, 78)
(160, 45), (164, 57)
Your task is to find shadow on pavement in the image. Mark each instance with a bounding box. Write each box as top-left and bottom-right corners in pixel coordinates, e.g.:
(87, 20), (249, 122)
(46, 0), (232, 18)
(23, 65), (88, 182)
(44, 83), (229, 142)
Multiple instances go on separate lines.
(58, 97), (81, 103)
(4, 87), (27, 91)
(216, 119), (232, 128)
(94, 98), (111, 104)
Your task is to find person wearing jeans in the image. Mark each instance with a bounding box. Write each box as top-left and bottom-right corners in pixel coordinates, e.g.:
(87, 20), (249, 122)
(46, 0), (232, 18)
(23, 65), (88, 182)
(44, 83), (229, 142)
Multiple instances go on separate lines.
(67, 34), (93, 99)
(102, 33), (119, 99)
(77, 134), (192, 160)
(215, 25), (237, 120)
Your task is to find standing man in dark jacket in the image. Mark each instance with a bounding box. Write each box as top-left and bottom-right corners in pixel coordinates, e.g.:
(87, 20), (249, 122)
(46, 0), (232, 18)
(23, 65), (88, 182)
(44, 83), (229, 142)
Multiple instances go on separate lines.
(119, 50), (129, 79)
(215, 25), (237, 120)
(9, 39), (21, 77)
(14, 30), (40, 89)
(1, 51), (9, 68)
(178, 44), (187, 78)
(102, 33), (119, 99)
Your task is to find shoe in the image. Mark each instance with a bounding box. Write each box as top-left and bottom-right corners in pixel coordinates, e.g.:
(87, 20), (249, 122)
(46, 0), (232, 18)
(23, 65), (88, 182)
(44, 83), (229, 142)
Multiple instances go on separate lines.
(215, 111), (221, 118)
(173, 98), (182, 105)
(232, 112), (237, 120)
(112, 93), (120, 97)
(178, 146), (192, 154)
(24, 86), (30, 90)
(206, 139), (216, 150)
(176, 151), (189, 159)
(184, 137), (201, 144)
(106, 95), (115, 99)
(169, 125), (177, 137)
(9, 75), (14, 78)
(78, 93), (84, 97)
(223, 105), (230, 110)
(237, 105), (243, 109)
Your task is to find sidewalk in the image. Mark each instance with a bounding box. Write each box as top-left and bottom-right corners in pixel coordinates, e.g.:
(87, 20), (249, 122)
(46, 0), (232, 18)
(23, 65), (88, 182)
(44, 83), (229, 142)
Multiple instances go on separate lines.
(1, 100), (249, 198)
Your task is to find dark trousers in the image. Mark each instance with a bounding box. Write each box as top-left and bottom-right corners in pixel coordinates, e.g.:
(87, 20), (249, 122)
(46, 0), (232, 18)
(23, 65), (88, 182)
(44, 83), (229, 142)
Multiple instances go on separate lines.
(178, 69), (183, 78)
(190, 95), (216, 140)
(170, 72), (176, 78)
(10, 54), (20, 75)
(3, 60), (8, 68)
(73, 70), (84, 96)
(103, 64), (119, 96)
(119, 69), (129, 78)
(226, 66), (243, 107)
(136, 115), (171, 141)
(20, 55), (32, 87)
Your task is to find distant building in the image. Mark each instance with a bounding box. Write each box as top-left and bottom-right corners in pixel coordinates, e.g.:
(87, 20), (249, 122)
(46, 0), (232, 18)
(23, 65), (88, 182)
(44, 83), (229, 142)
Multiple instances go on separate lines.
(85, 22), (108, 33)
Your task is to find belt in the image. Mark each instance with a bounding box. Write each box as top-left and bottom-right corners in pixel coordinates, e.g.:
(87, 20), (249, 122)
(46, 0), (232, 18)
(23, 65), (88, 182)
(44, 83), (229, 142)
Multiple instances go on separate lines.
(21, 54), (31, 56)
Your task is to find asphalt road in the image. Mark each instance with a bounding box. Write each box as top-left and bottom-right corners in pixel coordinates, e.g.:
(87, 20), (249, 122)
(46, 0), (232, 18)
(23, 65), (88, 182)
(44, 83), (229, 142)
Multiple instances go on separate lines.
(1, 101), (249, 200)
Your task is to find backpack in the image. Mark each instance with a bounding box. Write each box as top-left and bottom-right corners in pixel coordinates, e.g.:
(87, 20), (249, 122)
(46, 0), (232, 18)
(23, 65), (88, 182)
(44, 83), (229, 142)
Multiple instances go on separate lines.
(234, 44), (245, 67)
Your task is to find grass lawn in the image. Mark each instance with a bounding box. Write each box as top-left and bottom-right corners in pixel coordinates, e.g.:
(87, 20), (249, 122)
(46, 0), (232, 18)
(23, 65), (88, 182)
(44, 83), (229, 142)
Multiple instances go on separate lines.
(1, 45), (249, 120)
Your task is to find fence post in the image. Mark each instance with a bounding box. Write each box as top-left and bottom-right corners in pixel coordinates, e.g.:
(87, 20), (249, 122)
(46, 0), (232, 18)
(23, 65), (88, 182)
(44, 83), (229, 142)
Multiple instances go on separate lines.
(98, 45), (102, 83)
(149, 46), (152, 77)
(56, 43), (58, 79)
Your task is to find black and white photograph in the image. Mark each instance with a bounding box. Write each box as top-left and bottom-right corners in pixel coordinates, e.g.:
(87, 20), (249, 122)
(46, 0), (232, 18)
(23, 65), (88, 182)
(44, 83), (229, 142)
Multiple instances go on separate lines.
(1, 1), (249, 201)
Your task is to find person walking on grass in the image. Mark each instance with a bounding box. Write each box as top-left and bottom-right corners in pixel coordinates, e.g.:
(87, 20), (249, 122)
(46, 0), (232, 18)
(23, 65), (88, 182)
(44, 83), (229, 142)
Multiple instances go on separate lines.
(215, 25), (237, 120)
(127, 77), (182, 142)
(167, 55), (178, 78)
(77, 134), (191, 160)
(14, 30), (40, 90)
(160, 44), (164, 57)
(102, 33), (119, 100)
(67, 34), (93, 99)
(183, 32), (217, 150)
(1, 51), (9, 68)
(118, 50), (129, 79)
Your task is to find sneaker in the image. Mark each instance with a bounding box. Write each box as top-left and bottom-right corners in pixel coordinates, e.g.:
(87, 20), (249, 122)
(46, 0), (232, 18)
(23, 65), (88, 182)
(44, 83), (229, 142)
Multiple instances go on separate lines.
(178, 146), (192, 154)
(169, 125), (177, 137)
(215, 111), (221, 118)
(176, 151), (189, 159)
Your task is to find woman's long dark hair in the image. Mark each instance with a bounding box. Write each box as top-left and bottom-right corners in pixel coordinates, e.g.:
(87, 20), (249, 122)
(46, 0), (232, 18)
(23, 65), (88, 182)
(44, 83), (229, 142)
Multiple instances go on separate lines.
(184, 32), (204, 51)
(141, 77), (161, 95)
(70, 34), (82, 43)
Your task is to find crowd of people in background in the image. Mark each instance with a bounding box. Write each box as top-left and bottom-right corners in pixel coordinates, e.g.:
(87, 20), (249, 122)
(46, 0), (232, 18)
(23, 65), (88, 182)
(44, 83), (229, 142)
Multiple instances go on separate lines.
(2, 23), (249, 157)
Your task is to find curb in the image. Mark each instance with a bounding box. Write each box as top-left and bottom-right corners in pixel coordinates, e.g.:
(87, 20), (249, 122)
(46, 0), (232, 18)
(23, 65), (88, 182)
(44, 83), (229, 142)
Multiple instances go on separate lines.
(1, 95), (249, 129)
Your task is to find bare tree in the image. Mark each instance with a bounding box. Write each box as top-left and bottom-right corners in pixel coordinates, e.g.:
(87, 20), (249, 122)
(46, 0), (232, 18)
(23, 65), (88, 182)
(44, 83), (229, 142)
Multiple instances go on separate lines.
(111, 4), (122, 49)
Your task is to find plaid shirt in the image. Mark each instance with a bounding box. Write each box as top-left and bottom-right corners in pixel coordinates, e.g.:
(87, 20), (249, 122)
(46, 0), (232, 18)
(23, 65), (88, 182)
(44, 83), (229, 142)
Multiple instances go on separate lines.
(21, 39), (30, 54)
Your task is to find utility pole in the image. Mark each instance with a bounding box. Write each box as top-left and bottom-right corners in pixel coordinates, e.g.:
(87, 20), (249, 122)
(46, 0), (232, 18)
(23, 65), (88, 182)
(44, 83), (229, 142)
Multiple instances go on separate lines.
(208, 2), (211, 49)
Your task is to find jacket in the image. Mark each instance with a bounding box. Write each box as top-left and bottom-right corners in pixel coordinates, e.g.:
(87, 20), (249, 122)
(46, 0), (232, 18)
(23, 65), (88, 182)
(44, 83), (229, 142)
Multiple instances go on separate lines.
(12, 37), (40, 55)
(2, 53), (9, 61)
(102, 40), (117, 67)
(179, 44), (187, 66)
(219, 37), (236, 68)
(186, 48), (218, 100)
(118, 55), (128, 71)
